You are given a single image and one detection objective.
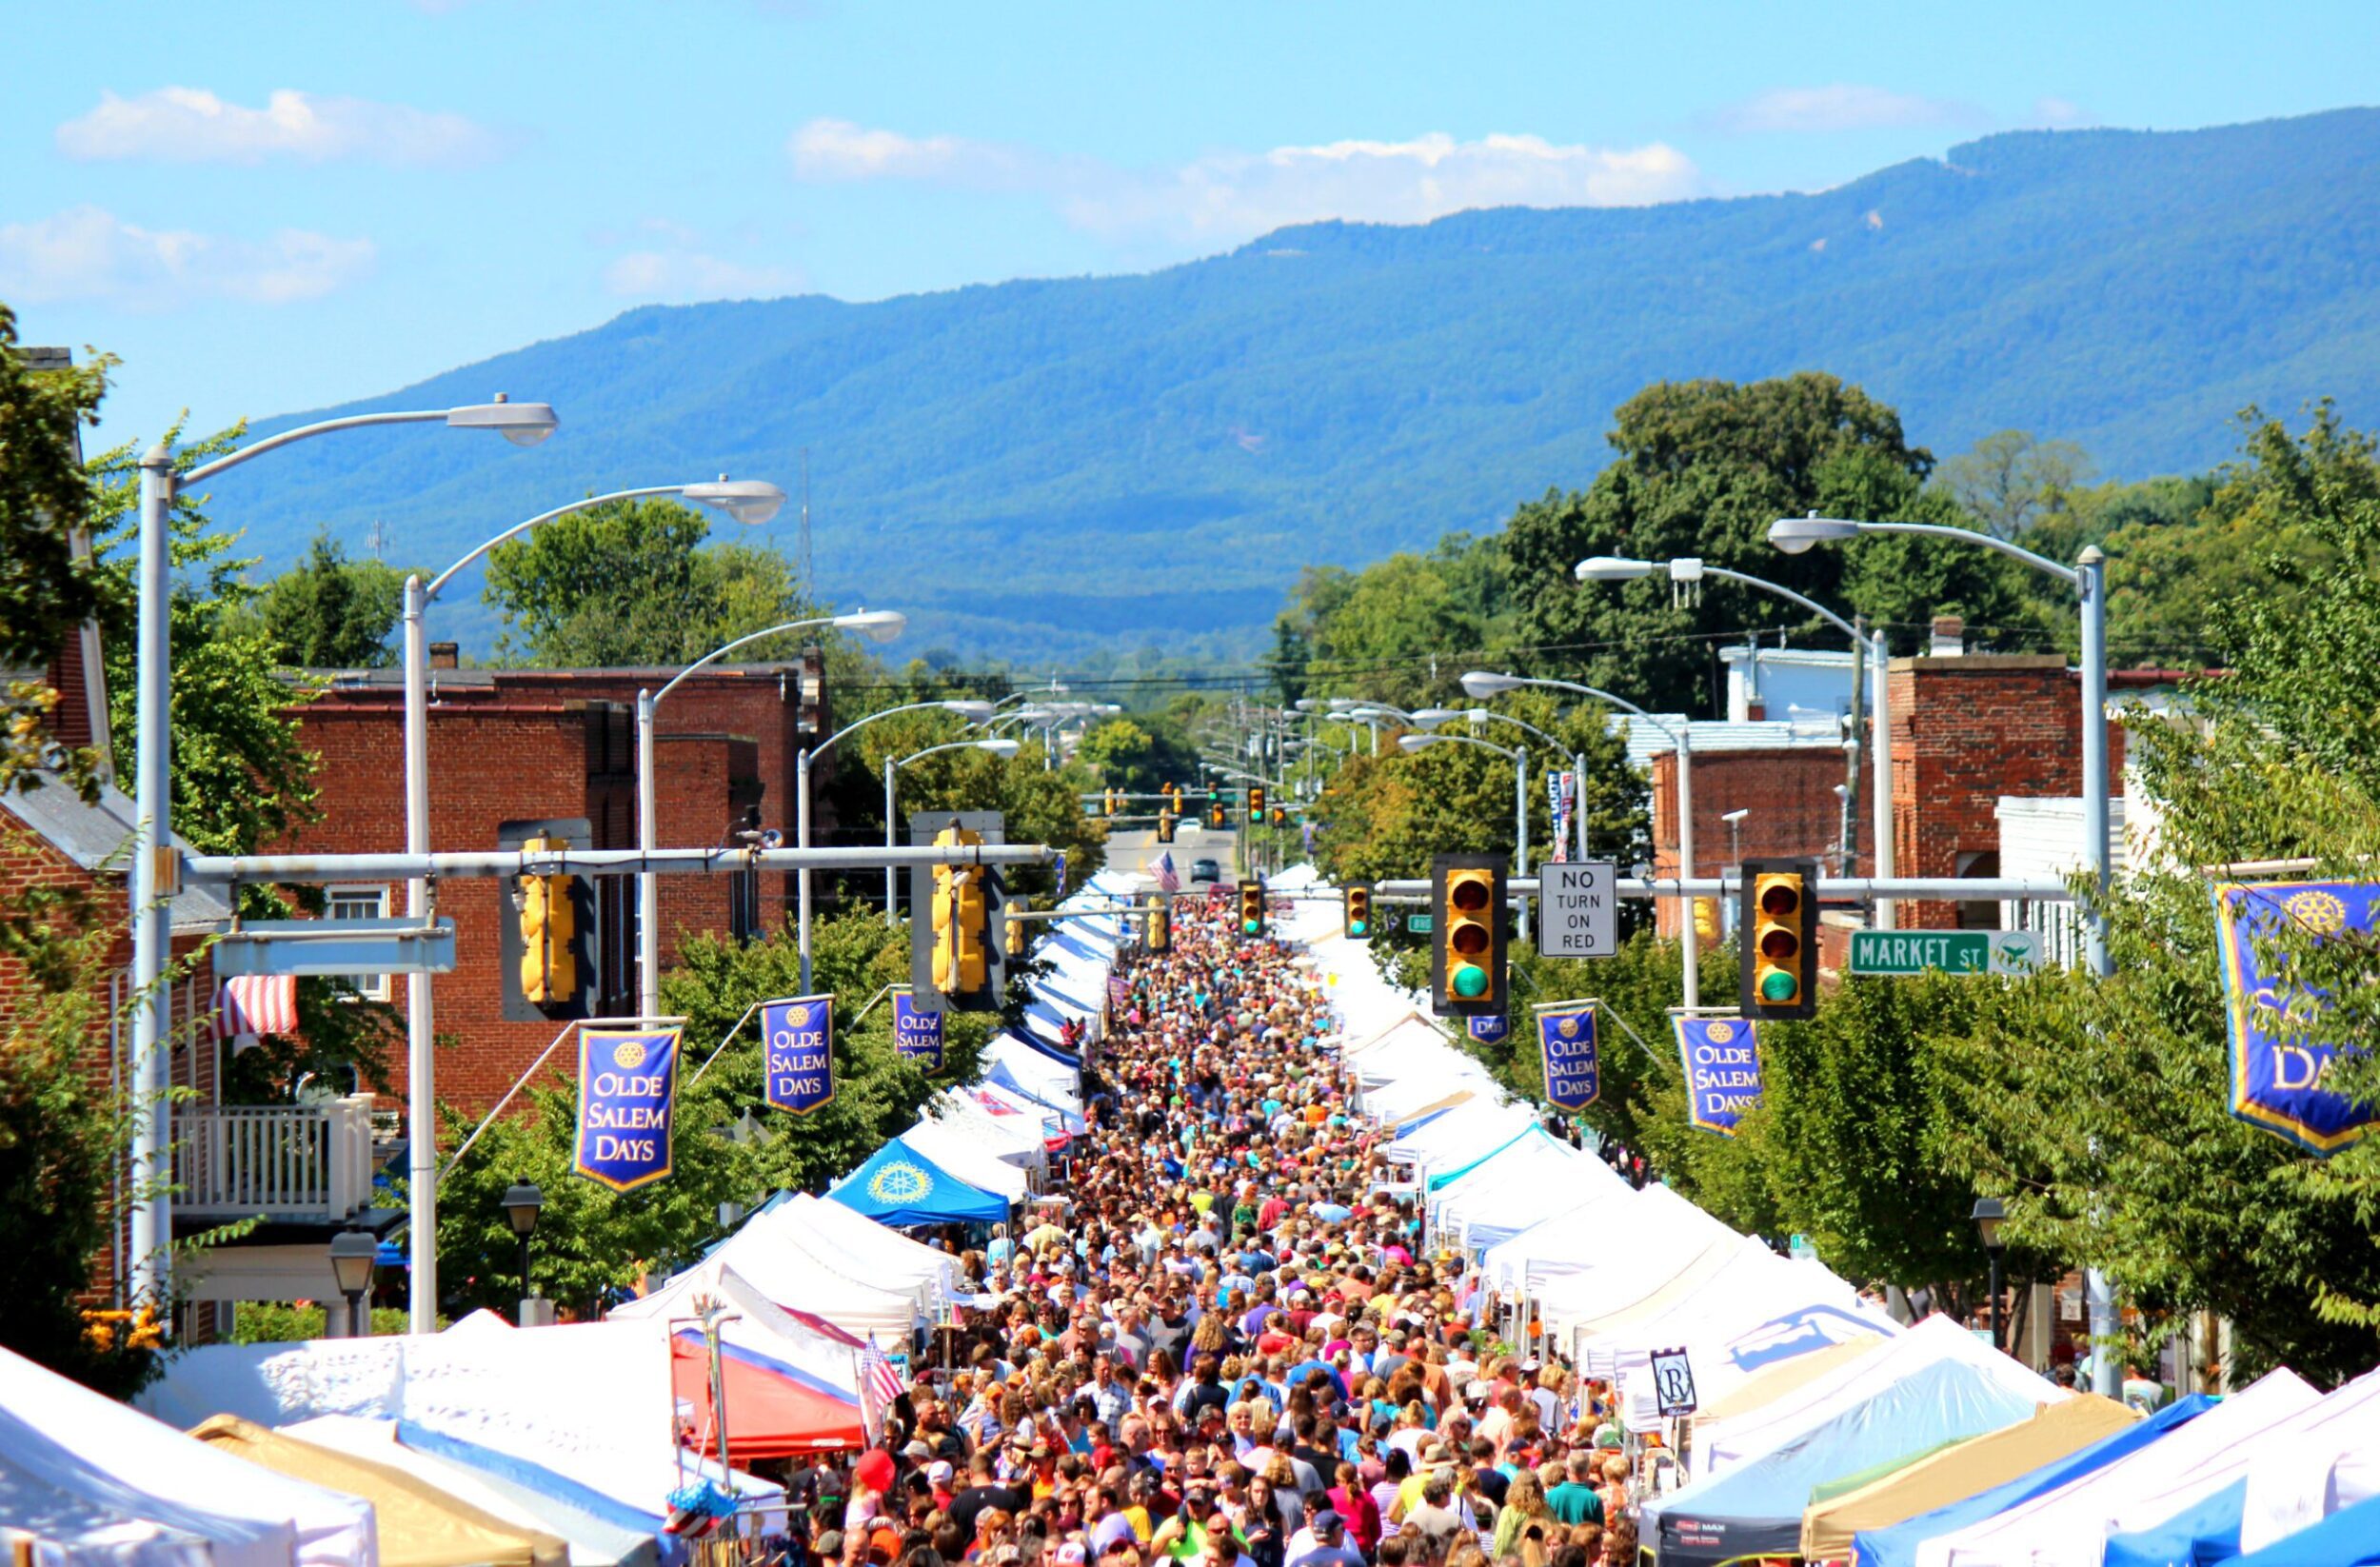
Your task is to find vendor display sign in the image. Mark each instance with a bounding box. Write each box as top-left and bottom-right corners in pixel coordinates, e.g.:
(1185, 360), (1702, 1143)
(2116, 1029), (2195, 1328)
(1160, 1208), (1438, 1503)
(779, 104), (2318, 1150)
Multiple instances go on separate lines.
(1534, 1002), (1600, 1112)
(2213, 880), (2380, 1155)
(575, 1025), (681, 1191)
(762, 994), (834, 1114)
(892, 989), (944, 1073)
(1675, 1014), (1762, 1137)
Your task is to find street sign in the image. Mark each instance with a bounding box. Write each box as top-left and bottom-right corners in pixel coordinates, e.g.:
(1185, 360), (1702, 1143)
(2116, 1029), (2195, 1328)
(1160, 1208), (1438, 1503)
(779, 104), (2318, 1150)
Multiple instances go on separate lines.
(209, 918), (457, 978)
(1537, 860), (1619, 959)
(1848, 929), (2041, 977)
(1407, 913), (1434, 934)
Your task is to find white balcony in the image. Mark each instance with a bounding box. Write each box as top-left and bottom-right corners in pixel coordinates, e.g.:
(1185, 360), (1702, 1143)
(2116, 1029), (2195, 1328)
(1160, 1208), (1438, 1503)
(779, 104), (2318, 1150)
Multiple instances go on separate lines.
(174, 1096), (378, 1222)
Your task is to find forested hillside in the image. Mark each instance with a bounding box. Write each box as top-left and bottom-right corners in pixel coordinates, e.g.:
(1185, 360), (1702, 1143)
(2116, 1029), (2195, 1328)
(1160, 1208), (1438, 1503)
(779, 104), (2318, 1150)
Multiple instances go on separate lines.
(211, 109), (2380, 662)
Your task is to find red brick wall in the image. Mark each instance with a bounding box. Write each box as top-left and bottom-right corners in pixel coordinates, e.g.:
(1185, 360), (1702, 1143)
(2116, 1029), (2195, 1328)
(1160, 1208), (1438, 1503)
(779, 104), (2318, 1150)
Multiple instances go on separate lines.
(1647, 746), (1865, 937)
(1888, 656), (2123, 928)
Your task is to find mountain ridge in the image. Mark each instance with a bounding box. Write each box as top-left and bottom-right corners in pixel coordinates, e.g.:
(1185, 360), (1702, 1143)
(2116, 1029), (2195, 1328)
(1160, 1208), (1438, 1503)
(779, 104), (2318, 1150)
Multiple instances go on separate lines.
(210, 107), (2380, 662)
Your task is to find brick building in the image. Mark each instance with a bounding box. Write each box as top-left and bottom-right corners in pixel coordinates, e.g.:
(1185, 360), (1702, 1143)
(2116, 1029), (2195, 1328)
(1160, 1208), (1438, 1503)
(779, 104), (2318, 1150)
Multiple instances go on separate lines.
(1641, 721), (1866, 940)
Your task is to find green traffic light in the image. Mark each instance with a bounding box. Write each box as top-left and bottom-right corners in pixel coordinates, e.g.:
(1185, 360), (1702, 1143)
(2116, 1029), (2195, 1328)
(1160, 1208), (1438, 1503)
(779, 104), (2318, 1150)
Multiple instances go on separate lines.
(1243, 919), (1260, 936)
(1760, 969), (1799, 1002)
(1452, 963), (1488, 999)
(1349, 920), (1367, 937)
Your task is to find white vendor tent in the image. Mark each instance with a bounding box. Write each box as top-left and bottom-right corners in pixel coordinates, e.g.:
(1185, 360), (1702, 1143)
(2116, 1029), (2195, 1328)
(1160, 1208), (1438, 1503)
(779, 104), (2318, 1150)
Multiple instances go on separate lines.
(611, 1243), (910, 1340)
(776, 1191), (964, 1308)
(2237, 1362), (2380, 1551)
(0, 1342), (375, 1567)
(894, 1120), (1033, 1201)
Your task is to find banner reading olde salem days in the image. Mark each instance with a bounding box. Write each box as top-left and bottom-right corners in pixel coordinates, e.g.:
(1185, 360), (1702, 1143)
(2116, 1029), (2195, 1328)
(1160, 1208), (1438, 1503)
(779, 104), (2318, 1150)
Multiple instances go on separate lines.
(575, 1026), (681, 1192)
(2213, 880), (2380, 1156)
(762, 995), (834, 1115)
(892, 989), (945, 1073)
(1537, 1006), (1600, 1112)
(1676, 1015), (1762, 1137)
(1467, 1013), (1511, 1044)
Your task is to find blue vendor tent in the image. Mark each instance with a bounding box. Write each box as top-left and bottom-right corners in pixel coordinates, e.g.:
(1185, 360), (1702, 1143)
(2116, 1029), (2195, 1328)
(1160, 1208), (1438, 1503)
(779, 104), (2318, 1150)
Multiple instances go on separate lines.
(1648, 1358), (2042, 1566)
(827, 1139), (1008, 1229)
(1855, 1394), (2214, 1567)
(2102, 1477), (2247, 1567)
(2229, 1492), (2380, 1567)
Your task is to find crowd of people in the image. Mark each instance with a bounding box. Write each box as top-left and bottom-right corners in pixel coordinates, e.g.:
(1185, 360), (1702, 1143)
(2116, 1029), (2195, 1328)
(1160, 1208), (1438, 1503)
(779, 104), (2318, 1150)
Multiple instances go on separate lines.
(786, 895), (1652, 1567)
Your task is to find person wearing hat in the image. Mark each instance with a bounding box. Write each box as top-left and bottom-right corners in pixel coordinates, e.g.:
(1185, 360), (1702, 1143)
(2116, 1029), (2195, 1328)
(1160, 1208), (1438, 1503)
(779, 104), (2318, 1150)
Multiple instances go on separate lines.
(1281, 1510), (1363, 1567)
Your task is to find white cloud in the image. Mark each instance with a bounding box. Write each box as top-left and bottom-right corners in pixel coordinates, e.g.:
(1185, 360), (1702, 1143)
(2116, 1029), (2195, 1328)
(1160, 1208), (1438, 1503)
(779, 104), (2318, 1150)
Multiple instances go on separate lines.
(603, 248), (805, 302)
(0, 206), (373, 309)
(785, 120), (1702, 247)
(2028, 96), (2095, 129)
(56, 87), (499, 167)
(1707, 84), (1988, 135)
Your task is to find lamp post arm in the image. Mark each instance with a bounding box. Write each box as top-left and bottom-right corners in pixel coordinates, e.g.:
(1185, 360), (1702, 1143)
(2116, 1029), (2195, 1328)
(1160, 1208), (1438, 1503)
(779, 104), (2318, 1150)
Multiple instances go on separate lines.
(1477, 712), (1561, 750)
(1518, 678), (1685, 744)
(653, 615), (839, 707)
(1696, 565), (1863, 642)
(426, 486), (685, 601)
(1416, 734), (1519, 763)
(180, 409), (450, 486)
(1834, 519), (2080, 586)
(814, 699), (963, 764)
(898, 739), (997, 768)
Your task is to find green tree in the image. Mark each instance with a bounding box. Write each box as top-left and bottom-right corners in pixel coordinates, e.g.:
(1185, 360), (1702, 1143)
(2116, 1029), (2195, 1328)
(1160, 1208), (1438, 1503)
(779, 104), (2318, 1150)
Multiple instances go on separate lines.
(235, 528), (407, 667)
(0, 312), (113, 799)
(1936, 429), (2095, 541)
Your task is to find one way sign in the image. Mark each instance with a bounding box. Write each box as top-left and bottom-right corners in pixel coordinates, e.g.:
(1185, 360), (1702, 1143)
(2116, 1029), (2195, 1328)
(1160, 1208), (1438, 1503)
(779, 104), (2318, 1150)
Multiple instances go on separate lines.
(1537, 861), (1618, 959)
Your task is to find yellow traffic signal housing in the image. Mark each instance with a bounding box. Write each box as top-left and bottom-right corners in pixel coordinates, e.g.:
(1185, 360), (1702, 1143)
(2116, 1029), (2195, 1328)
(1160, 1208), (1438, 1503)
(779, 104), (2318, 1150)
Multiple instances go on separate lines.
(1693, 896), (1721, 943)
(1237, 879), (1267, 940)
(1430, 853), (1507, 1017)
(1247, 784), (1267, 824)
(1143, 893), (1171, 953)
(1157, 810), (1177, 843)
(930, 823), (991, 999)
(1004, 898), (1030, 967)
(1739, 857), (1819, 1020)
(1208, 801), (1227, 829)
(515, 834), (579, 1005)
(1343, 883), (1373, 942)
(1270, 805), (1286, 826)
(1101, 788), (1117, 817)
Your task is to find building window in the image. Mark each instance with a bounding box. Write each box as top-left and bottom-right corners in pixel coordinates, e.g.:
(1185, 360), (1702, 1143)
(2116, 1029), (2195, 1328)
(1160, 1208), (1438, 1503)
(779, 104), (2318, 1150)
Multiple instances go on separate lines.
(1954, 850), (2002, 930)
(326, 884), (390, 1000)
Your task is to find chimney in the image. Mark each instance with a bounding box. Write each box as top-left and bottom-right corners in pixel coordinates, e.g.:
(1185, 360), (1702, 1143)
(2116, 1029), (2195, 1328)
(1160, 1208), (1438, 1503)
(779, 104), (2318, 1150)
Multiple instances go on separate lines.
(428, 642), (460, 670)
(1928, 616), (1965, 658)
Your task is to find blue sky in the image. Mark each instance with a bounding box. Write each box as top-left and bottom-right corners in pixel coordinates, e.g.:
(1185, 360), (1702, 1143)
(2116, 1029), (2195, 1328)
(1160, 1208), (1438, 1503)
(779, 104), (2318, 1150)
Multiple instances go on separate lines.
(7, 0), (2373, 448)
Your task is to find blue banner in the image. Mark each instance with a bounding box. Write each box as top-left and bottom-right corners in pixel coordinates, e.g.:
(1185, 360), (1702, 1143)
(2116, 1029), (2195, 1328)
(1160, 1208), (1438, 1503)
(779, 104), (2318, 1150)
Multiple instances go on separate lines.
(2213, 880), (2379, 1156)
(575, 1026), (680, 1192)
(1467, 1012), (1511, 1044)
(892, 990), (945, 1073)
(1537, 1005), (1599, 1112)
(1676, 1015), (1762, 1138)
(762, 995), (834, 1115)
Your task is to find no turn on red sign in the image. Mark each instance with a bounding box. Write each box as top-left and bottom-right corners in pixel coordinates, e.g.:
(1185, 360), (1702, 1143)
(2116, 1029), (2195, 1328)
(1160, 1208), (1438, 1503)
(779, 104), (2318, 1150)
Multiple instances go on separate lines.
(1537, 861), (1619, 959)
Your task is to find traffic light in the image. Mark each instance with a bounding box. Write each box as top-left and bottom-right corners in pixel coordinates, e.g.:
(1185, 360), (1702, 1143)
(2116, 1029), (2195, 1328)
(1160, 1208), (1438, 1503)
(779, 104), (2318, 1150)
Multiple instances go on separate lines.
(1167, 784), (1185, 819)
(1270, 804), (1286, 826)
(1143, 893), (1171, 953)
(1005, 898), (1031, 966)
(1343, 883), (1374, 942)
(1694, 897), (1721, 943)
(1157, 810), (1177, 843)
(1430, 853), (1507, 1017)
(514, 835), (580, 1007)
(1101, 788), (1118, 817)
(930, 822), (993, 1005)
(1208, 800), (1227, 830)
(1237, 879), (1267, 940)
(1739, 857), (1819, 1020)
(1247, 784), (1266, 824)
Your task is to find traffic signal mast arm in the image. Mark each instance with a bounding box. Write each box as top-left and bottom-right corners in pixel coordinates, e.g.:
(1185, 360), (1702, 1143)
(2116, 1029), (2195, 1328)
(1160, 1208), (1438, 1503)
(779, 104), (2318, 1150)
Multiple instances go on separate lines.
(178, 841), (1053, 884)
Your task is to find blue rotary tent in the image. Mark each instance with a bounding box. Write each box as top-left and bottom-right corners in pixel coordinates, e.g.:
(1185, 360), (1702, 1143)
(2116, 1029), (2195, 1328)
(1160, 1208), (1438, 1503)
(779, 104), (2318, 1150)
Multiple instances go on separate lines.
(1647, 1358), (2043, 1566)
(827, 1138), (1007, 1229)
(2228, 1492), (2380, 1566)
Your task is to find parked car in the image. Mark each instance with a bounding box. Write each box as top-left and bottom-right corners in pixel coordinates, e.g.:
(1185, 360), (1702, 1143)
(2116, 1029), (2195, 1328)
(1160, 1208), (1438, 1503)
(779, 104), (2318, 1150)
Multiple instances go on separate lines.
(1189, 858), (1222, 883)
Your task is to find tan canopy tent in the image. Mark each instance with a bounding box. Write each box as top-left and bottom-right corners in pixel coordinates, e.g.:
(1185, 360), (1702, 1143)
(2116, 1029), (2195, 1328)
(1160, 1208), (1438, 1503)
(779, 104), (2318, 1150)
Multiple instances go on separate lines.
(1693, 1333), (1891, 1430)
(1798, 1393), (2138, 1560)
(189, 1416), (565, 1567)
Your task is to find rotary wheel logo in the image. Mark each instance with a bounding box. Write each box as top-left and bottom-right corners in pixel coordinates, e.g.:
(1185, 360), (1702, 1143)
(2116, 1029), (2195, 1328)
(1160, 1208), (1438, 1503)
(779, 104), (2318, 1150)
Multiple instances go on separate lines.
(2282, 889), (2350, 936)
(1705, 1021), (1736, 1043)
(1556, 1016), (1580, 1039)
(611, 1038), (649, 1070)
(869, 1161), (933, 1203)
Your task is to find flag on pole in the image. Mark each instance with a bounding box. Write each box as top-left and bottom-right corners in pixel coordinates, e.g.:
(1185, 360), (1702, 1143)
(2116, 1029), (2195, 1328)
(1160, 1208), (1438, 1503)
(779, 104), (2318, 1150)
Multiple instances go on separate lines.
(1152, 849), (1181, 893)
(859, 1334), (904, 1439)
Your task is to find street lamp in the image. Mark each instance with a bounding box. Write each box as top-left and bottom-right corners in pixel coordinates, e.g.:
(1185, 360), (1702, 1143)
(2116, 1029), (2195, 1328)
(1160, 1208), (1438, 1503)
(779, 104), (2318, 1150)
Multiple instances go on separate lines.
(1578, 555), (1886, 901)
(1398, 730), (1533, 939)
(1722, 807), (1750, 879)
(1973, 1197), (2008, 1351)
(327, 1227), (379, 1339)
(797, 700), (998, 991)
(398, 474), (785, 1333)
(1769, 512), (2111, 973)
(637, 610), (907, 1015)
(1460, 671), (1702, 1006)
(503, 1181), (545, 1325)
(1460, 707), (1590, 863)
(127, 394), (557, 1312)
(883, 738), (1020, 920)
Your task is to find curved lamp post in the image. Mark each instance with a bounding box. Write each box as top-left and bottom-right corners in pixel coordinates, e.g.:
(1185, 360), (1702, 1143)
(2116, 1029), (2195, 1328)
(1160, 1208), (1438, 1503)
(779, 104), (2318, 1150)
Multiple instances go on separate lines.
(883, 738), (1021, 920)
(128, 394), (556, 1311)
(637, 609), (907, 1014)
(400, 474), (784, 1331)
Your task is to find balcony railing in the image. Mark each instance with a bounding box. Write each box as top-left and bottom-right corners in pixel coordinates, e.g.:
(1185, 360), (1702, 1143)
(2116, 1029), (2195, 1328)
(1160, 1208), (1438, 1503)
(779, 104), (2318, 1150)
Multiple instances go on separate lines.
(174, 1097), (377, 1221)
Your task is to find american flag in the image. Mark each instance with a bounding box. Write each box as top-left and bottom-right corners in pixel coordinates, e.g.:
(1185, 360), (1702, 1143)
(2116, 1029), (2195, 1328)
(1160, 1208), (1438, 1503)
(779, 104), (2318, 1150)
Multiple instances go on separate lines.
(1151, 849), (1180, 893)
(214, 975), (298, 1049)
(861, 1335), (905, 1408)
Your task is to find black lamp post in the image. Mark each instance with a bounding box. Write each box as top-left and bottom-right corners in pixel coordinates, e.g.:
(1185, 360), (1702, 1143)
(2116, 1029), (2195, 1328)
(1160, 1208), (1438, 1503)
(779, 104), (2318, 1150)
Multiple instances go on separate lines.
(502, 1181), (545, 1323)
(1973, 1197), (2008, 1351)
(328, 1227), (379, 1339)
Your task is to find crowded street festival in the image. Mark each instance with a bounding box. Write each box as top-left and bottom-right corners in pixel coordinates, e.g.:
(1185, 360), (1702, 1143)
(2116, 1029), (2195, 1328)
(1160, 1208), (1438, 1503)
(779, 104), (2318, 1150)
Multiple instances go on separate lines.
(10, 863), (2380, 1567)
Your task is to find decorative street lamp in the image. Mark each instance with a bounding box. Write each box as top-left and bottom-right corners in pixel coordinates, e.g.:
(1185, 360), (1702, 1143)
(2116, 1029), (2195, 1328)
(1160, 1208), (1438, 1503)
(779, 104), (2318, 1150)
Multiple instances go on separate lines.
(327, 1227), (379, 1339)
(503, 1181), (545, 1325)
(1973, 1196), (2008, 1351)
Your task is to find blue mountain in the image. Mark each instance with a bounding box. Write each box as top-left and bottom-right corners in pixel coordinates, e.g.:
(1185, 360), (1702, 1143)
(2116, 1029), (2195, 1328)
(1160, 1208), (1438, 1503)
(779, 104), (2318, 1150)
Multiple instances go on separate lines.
(216, 108), (2380, 662)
